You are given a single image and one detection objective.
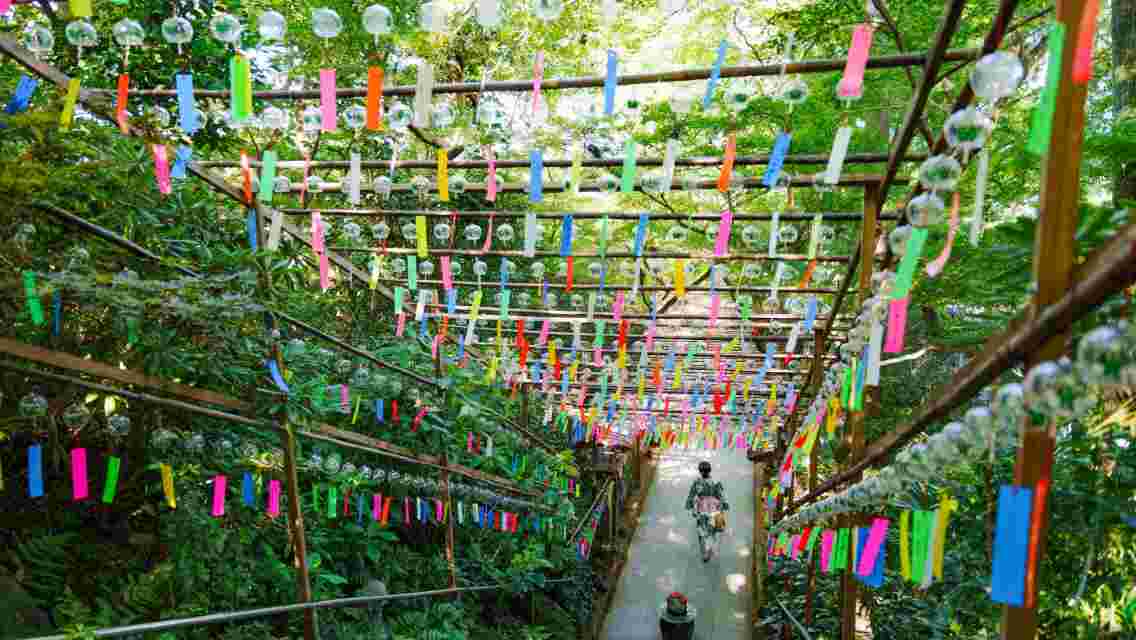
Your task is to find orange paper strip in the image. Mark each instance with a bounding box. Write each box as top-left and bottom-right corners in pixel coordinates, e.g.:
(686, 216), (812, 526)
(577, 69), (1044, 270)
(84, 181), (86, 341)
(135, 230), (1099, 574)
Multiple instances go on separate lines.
(115, 74), (130, 133)
(797, 259), (817, 288)
(366, 67), (384, 130)
(716, 133), (737, 192)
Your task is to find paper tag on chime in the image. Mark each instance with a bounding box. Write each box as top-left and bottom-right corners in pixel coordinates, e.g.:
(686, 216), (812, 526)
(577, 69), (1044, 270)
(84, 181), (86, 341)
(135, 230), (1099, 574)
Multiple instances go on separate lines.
(825, 126), (854, 184)
(837, 24), (874, 100)
(61, 78), (80, 129)
(604, 49), (618, 115)
(176, 73), (198, 134)
(529, 149), (543, 202)
(970, 147), (990, 246)
(346, 152), (362, 204)
(768, 211), (780, 258)
(762, 132), (792, 187)
(1027, 23), (1065, 156)
(867, 314), (884, 384)
(621, 140), (638, 193)
(703, 39), (728, 108)
(70, 448), (88, 501)
(318, 68), (337, 131)
(413, 62), (435, 128)
(161, 463), (177, 509)
(786, 323), (801, 354)
(524, 212), (539, 257)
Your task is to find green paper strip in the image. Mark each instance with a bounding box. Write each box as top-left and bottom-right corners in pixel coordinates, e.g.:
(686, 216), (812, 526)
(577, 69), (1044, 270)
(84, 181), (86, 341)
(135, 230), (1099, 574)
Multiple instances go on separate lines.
(739, 296), (752, 322)
(892, 228), (929, 299)
(394, 287), (405, 310)
(407, 256), (417, 291)
(1027, 22), (1066, 156)
(328, 486), (337, 518)
(598, 215), (609, 259)
(806, 526), (821, 552)
(841, 365), (852, 408)
(595, 320), (606, 346)
(499, 289), (511, 320)
(258, 151), (278, 204)
(621, 140), (637, 193)
(230, 56), (252, 122)
(126, 316), (139, 345)
(22, 271), (45, 326)
(102, 456), (121, 504)
(313, 485), (321, 511)
(911, 511), (929, 583)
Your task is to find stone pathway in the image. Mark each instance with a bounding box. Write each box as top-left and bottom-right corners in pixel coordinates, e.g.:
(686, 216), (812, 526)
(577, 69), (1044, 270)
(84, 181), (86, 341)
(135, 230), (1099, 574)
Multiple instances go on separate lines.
(600, 448), (754, 640)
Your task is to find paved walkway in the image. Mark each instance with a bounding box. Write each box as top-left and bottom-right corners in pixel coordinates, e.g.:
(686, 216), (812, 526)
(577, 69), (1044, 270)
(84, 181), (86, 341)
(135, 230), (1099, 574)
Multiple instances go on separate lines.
(600, 448), (754, 640)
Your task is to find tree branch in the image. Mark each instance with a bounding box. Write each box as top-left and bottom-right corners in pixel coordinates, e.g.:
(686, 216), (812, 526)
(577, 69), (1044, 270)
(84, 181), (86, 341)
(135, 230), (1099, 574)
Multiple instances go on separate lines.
(407, 124), (465, 160)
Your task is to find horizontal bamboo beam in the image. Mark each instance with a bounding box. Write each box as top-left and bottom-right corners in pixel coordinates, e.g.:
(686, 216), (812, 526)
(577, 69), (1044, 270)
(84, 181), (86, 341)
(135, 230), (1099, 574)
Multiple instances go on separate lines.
(81, 49), (982, 100)
(284, 175), (896, 195)
(337, 247), (850, 262)
(376, 277), (839, 295)
(204, 152), (920, 171)
(282, 208), (903, 222)
(786, 217), (1136, 514)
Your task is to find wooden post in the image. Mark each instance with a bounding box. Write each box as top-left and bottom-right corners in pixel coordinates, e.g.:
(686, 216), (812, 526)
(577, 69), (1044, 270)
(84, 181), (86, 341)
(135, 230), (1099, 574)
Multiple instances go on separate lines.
(839, 181), (881, 640)
(441, 454), (458, 590)
(804, 452), (818, 625)
(282, 423), (318, 640)
(752, 461), (769, 640)
(1003, 1), (1087, 637)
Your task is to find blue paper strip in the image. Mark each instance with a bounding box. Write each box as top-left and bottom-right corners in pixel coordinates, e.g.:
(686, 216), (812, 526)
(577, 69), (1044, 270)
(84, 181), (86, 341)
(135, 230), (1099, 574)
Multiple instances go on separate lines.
(854, 526), (887, 588)
(633, 214), (649, 257)
(171, 145), (193, 179)
(266, 360), (290, 394)
(703, 40), (728, 109)
(990, 485), (1034, 606)
(176, 74), (199, 134)
(560, 215), (574, 257)
(784, 383), (795, 408)
(243, 472), (255, 506)
(604, 50), (618, 115)
(456, 335), (465, 359)
(762, 132), (793, 187)
(500, 259), (509, 288)
(542, 280), (549, 306)
(28, 444), (43, 498)
(804, 296), (818, 331)
(529, 149), (543, 202)
(561, 371), (569, 394)
(52, 292), (62, 337)
(5, 75), (38, 115)
(375, 399), (384, 423)
(247, 209), (258, 250)
(765, 343), (776, 368)
(446, 288), (457, 314)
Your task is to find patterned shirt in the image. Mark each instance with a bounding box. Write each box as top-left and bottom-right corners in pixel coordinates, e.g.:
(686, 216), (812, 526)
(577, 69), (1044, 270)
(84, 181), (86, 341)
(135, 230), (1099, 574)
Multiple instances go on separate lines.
(685, 477), (728, 512)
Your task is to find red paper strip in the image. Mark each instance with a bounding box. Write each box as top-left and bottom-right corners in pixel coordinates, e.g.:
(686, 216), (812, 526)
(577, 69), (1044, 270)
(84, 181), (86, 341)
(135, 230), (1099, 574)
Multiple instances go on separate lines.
(1071, 0), (1101, 84)
(925, 192), (961, 277)
(115, 73), (130, 133)
(884, 297), (909, 353)
(565, 256), (574, 291)
(240, 151), (253, 204)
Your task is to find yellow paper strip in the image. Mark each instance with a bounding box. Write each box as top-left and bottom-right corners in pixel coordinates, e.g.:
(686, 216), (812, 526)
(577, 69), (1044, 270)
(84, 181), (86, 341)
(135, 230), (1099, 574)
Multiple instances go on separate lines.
(674, 259), (686, 297)
(160, 463), (177, 509)
(69, 0), (92, 18)
(437, 150), (449, 201)
(899, 510), (911, 580)
(932, 495), (956, 579)
(61, 78), (80, 129)
(415, 215), (428, 257)
(617, 346), (626, 369)
(470, 291), (482, 320)
(369, 256), (381, 290)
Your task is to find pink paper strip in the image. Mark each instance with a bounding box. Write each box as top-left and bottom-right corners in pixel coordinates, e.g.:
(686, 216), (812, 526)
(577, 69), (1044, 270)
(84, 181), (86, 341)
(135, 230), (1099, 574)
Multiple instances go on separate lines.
(538, 319), (550, 345)
(790, 535), (801, 559)
(612, 292), (624, 322)
(71, 448), (89, 501)
(0, 0), (11, 13)
(482, 214), (494, 253)
(340, 384), (349, 411)
(268, 480), (281, 517)
(837, 24), (874, 99)
(432, 335), (442, 359)
(708, 293), (720, 327)
(884, 297), (909, 353)
(714, 210), (733, 257)
(319, 68), (337, 132)
(311, 212), (323, 253)
(212, 475), (227, 517)
(857, 517), (890, 576)
(645, 322), (656, 350)
(820, 530), (835, 571)
(396, 312), (406, 336)
(485, 147), (498, 202)
(531, 52), (545, 114)
(440, 256), (453, 290)
(593, 347), (602, 366)
(925, 192), (961, 278)
(372, 494), (381, 521)
(152, 145), (172, 195)
(404, 496), (410, 523)
(435, 499), (443, 522)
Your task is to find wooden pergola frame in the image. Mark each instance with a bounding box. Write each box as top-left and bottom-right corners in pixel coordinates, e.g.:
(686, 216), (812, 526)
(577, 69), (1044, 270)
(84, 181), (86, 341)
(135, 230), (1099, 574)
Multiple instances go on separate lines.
(1, 4), (1103, 636)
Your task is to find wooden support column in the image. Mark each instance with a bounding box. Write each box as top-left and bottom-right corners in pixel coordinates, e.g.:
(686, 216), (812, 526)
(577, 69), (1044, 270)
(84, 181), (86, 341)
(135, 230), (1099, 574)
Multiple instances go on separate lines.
(282, 423), (318, 640)
(804, 452), (818, 625)
(441, 454), (458, 590)
(1002, 1), (1087, 637)
(752, 461), (769, 640)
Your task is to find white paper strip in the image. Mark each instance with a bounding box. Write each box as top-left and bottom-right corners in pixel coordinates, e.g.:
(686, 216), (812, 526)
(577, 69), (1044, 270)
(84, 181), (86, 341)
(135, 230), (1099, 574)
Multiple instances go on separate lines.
(601, 0), (617, 24)
(523, 212), (538, 257)
(476, 0), (499, 27)
(348, 152), (362, 205)
(415, 290), (427, 321)
(631, 261), (642, 297)
(867, 315), (884, 385)
(572, 320), (583, 349)
(824, 126), (853, 184)
(266, 208), (283, 250)
(768, 210), (780, 258)
(662, 139), (679, 192)
(786, 322), (801, 354)
(413, 63), (434, 128)
(586, 292), (597, 321)
(970, 146), (990, 246)
(464, 320), (477, 346)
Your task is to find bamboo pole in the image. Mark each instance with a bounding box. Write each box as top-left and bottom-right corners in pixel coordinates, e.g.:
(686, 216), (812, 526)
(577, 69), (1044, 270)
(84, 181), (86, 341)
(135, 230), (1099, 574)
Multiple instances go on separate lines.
(78, 49), (982, 100)
(282, 422), (318, 640)
(280, 208), (902, 222)
(1002, 1), (1087, 636)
